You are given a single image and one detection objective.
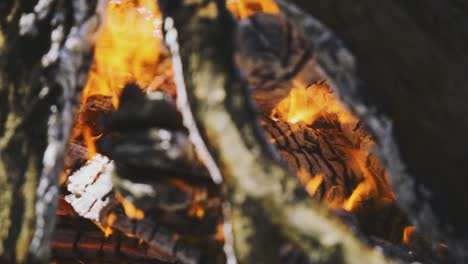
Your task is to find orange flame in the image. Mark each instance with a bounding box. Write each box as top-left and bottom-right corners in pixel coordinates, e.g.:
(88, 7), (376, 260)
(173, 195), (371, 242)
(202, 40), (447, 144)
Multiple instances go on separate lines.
(403, 225), (416, 244)
(74, 0), (164, 157)
(84, 0), (163, 106)
(227, 0), (279, 18)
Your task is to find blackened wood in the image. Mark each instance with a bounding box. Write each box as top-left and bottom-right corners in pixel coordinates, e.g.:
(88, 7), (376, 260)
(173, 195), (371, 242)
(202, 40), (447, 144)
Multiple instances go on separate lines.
(277, 0), (468, 260)
(158, 0), (397, 263)
(235, 13), (324, 114)
(98, 84), (211, 181)
(52, 216), (172, 264)
(0, 0), (102, 262)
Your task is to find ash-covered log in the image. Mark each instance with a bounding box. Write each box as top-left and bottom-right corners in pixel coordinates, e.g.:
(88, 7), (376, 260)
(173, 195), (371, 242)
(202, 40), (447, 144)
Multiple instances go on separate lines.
(0, 0), (104, 262)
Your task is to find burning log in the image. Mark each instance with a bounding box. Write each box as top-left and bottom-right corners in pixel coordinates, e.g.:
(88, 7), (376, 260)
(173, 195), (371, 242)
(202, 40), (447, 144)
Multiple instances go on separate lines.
(276, 0), (468, 261)
(52, 216), (173, 263)
(63, 154), (212, 264)
(158, 0), (398, 263)
(262, 116), (408, 243)
(1, 0), (465, 263)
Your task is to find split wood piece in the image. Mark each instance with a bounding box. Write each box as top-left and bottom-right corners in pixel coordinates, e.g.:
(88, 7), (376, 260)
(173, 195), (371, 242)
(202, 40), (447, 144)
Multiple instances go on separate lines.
(52, 216), (171, 264)
(235, 13), (325, 114)
(65, 154), (114, 221)
(0, 0), (104, 262)
(158, 0), (400, 263)
(276, 0), (468, 260)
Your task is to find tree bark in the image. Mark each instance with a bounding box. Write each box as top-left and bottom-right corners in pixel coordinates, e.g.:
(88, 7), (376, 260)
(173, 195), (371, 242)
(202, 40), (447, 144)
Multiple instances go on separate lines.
(158, 0), (399, 263)
(276, 0), (468, 260)
(0, 0), (102, 262)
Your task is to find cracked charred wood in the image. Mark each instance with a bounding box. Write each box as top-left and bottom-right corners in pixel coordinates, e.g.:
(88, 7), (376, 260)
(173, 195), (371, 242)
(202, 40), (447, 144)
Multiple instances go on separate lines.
(0, 0), (103, 262)
(158, 0), (398, 263)
(52, 216), (172, 264)
(263, 117), (409, 243)
(276, 0), (468, 260)
(100, 207), (206, 264)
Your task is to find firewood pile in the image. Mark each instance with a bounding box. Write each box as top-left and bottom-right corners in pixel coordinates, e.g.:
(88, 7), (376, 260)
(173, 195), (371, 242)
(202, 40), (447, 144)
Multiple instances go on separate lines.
(50, 2), (445, 263)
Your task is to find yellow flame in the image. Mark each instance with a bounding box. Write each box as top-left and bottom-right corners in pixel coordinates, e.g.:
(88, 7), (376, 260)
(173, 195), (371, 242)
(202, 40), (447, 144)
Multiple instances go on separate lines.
(305, 174), (324, 196)
(116, 192), (145, 220)
(95, 213), (117, 238)
(83, 0), (163, 106)
(74, 0), (164, 154)
(271, 83), (357, 125)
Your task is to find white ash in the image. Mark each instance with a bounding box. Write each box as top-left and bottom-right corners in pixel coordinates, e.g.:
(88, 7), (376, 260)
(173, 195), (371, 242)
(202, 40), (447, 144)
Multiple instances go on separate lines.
(65, 154), (114, 221)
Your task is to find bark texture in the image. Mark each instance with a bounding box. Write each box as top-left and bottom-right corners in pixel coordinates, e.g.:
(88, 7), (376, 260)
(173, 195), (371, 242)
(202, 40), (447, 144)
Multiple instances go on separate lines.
(158, 0), (399, 263)
(277, 0), (468, 260)
(0, 0), (102, 262)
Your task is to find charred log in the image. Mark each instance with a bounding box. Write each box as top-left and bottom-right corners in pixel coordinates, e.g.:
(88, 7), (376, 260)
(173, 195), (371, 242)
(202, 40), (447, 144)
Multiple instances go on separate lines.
(52, 216), (172, 264)
(276, 0), (468, 260)
(158, 0), (398, 263)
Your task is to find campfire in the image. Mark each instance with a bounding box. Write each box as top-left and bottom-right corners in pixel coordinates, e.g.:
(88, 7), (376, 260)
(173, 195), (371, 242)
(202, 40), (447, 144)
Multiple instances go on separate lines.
(1, 0), (467, 263)
(55, 0), (444, 262)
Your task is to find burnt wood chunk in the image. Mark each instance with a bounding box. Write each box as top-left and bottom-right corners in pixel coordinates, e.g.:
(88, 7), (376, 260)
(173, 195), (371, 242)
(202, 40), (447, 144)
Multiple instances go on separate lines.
(52, 216), (171, 264)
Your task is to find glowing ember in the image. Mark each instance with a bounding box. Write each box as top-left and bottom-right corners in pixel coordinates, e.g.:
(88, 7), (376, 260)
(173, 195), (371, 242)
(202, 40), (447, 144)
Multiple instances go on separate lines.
(403, 225), (416, 244)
